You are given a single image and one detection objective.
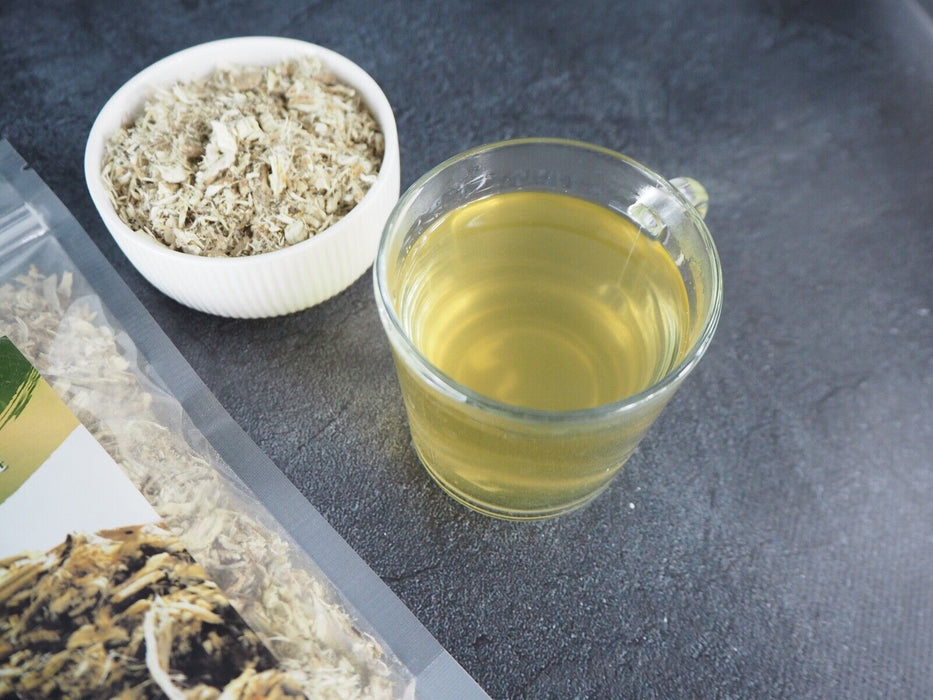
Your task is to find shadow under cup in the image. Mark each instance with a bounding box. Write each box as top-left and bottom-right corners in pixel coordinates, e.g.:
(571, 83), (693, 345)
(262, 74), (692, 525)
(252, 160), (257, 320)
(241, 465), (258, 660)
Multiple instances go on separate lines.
(374, 139), (722, 520)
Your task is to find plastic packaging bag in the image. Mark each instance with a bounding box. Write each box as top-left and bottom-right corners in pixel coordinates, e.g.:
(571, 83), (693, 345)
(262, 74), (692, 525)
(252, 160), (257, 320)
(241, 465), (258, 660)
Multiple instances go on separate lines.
(0, 139), (486, 699)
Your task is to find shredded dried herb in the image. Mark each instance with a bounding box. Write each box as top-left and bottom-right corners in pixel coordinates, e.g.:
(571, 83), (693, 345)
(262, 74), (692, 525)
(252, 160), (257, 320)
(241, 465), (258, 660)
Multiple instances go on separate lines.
(101, 57), (384, 257)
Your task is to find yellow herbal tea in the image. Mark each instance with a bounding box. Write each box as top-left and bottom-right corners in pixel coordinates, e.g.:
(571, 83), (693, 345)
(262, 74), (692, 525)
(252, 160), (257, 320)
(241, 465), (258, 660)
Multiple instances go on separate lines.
(393, 191), (690, 410)
(388, 190), (691, 517)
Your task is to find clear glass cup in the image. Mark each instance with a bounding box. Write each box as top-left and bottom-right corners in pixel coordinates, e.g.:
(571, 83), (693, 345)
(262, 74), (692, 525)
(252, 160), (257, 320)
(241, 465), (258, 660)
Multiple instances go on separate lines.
(374, 139), (722, 520)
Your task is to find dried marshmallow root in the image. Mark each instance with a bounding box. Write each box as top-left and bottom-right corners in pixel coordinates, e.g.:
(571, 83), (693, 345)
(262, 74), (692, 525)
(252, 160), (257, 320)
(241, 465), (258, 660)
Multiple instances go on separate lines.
(102, 57), (384, 257)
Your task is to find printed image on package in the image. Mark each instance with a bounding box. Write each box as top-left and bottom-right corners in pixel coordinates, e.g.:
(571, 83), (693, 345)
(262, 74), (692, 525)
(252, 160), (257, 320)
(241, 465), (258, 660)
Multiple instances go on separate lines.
(1, 524), (308, 698)
(0, 337), (306, 698)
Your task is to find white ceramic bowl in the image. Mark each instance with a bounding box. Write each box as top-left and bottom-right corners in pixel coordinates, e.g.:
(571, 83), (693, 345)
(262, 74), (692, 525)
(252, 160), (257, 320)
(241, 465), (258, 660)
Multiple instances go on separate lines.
(85, 37), (400, 318)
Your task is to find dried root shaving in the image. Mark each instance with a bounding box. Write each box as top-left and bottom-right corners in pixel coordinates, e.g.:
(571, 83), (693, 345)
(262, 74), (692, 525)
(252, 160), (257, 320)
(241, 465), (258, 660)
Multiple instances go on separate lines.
(102, 57), (384, 257)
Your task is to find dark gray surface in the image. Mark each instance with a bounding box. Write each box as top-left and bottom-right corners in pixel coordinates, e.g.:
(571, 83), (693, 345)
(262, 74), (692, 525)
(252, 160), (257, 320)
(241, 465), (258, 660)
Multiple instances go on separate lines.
(2, 1), (931, 697)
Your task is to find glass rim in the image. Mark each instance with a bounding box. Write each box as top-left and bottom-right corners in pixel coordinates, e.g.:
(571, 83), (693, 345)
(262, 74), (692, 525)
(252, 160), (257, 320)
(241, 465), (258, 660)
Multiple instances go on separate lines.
(373, 137), (723, 423)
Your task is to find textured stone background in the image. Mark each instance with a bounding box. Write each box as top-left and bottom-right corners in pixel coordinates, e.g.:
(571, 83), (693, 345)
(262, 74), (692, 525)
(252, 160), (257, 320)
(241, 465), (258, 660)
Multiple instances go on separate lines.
(2, 1), (932, 697)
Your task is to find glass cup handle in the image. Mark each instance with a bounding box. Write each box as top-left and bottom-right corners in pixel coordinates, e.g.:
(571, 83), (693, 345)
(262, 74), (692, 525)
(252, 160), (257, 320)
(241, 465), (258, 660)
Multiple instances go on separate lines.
(627, 176), (709, 240)
(669, 177), (708, 220)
